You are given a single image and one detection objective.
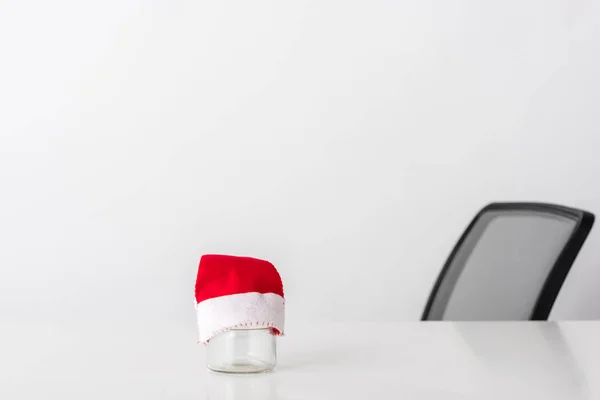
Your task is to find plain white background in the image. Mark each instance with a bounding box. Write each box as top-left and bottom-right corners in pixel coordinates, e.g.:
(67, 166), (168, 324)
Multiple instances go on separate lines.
(2, 0), (600, 324)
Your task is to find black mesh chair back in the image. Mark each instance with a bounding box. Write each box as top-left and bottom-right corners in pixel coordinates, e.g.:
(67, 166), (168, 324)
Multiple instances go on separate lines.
(422, 202), (594, 321)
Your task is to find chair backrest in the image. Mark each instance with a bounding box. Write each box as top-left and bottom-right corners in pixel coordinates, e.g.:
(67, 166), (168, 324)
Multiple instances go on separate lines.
(422, 202), (594, 321)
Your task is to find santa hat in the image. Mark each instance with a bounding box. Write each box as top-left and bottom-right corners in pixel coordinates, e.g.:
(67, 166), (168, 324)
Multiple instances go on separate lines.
(194, 254), (285, 344)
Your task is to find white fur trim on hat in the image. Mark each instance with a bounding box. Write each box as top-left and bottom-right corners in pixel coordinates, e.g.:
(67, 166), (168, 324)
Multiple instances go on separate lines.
(195, 292), (285, 344)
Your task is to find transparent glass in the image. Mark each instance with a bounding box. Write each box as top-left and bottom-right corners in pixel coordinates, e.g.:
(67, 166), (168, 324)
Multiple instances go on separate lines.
(206, 328), (277, 373)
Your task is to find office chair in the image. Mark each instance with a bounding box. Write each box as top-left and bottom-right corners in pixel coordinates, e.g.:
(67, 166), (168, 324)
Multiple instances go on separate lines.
(422, 202), (594, 321)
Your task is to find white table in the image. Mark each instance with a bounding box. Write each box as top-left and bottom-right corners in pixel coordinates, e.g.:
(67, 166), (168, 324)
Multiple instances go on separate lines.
(2, 320), (600, 399)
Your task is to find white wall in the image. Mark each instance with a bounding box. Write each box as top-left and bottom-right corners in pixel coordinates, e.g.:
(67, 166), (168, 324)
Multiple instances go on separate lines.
(2, 0), (600, 323)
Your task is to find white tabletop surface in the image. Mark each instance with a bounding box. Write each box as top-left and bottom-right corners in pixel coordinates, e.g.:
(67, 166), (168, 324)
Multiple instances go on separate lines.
(2, 320), (600, 399)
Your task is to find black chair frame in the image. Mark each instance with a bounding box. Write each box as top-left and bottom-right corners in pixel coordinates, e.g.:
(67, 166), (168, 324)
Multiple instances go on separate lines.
(422, 202), (594, 321)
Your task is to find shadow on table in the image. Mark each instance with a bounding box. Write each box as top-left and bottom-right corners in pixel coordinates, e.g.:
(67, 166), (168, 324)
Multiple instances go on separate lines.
(454, 322), (588, 398)
(206, 371), (280, 400)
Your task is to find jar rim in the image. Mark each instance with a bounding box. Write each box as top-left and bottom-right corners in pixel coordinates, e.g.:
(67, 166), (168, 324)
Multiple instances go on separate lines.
(230, 327), (272, 331)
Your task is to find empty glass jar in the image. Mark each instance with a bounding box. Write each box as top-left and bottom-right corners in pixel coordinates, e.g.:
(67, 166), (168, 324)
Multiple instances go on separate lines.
(206, 328), (277, 373)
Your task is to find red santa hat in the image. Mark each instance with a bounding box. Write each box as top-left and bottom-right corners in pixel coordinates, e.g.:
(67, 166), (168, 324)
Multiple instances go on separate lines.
(194, 254), (285, 344)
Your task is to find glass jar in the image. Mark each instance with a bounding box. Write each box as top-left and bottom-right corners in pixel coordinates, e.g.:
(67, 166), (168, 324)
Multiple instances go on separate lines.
(206, 328), (277, 373)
